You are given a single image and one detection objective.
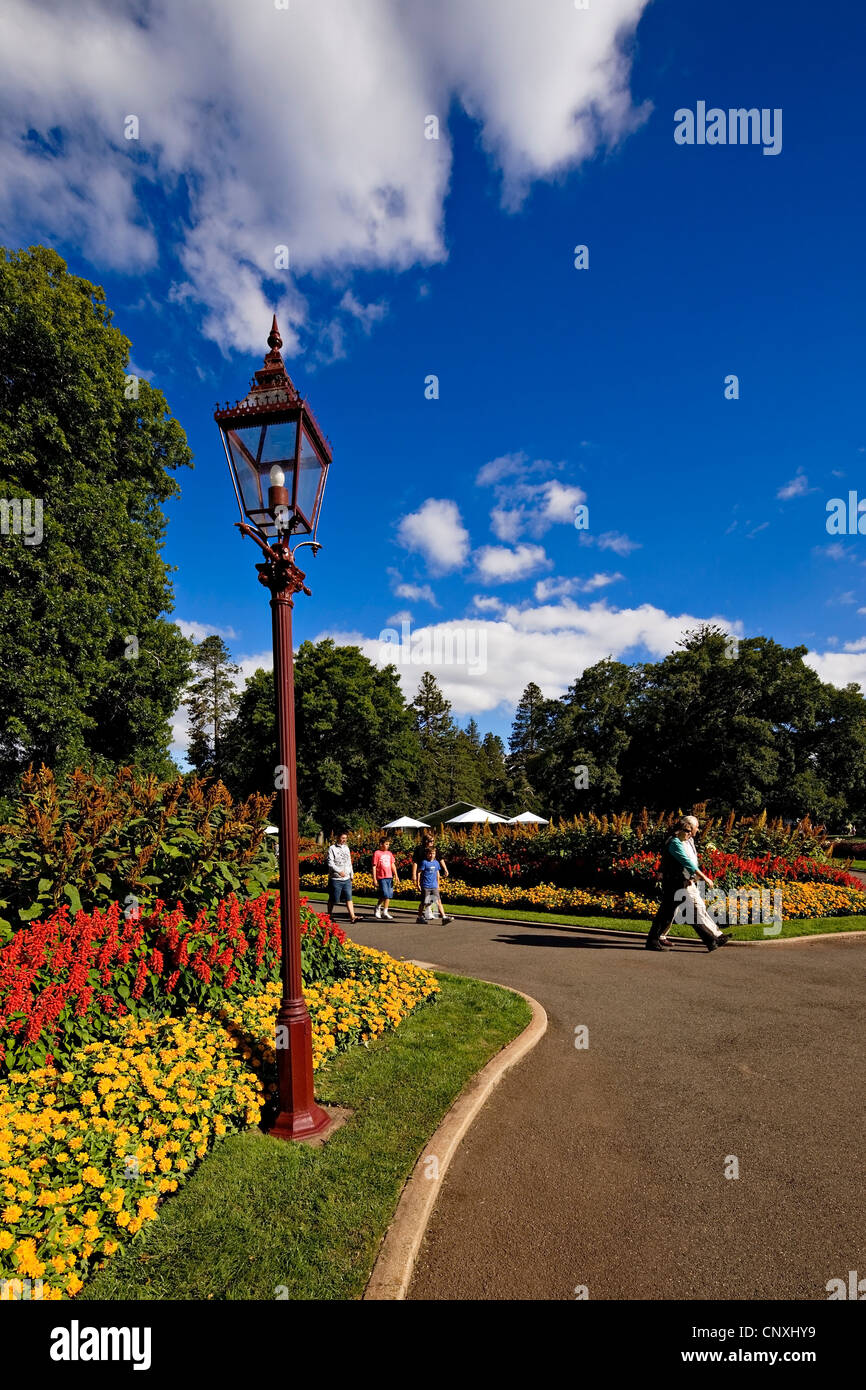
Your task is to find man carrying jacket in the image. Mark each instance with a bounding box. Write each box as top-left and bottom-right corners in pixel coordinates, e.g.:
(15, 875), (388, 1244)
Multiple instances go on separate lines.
(645, 814), (728, 952)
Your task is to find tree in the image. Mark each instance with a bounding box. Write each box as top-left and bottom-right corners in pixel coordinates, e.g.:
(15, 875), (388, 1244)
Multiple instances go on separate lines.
(479, 731), (510, 810)
(542, 659), (635, 815)
(507, 681), (557, 809)
(451, 718), (484, 806)
(0, 245), (194, 794)
(220, 668), (277, 804)
(183, 636), (239, 777)
(222, 639), (418, 830)
(411, 671), (457, 810)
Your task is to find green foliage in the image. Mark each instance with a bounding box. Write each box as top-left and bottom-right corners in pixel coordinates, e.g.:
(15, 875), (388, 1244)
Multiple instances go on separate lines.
(0, 245), (195, 796)
(222, 639), (419, 828)
(411, 670), (457, 808)
(314, 808), (828, 879)
(0, 764), (276, 933)
(521, 628), (866, 822)
(184, 635), (240, 777)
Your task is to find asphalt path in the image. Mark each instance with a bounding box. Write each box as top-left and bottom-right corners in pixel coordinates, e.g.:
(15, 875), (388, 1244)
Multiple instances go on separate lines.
(344, 911), (865, 1301)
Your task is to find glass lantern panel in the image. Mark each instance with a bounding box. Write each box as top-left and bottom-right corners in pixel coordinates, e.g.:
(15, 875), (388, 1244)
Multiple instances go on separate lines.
(227, 426), (265, 514)
(258, 419), (299, 467)
(295, 428), (324, 531)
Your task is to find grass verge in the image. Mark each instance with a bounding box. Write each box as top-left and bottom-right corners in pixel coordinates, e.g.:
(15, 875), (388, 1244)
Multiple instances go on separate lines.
(80, 973), (530, 1302)
(303, 892), (866, 941)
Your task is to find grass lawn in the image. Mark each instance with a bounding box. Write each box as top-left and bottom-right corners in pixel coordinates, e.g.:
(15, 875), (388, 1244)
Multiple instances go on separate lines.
(303, 892), (866, 942)
(80, 973), (530, 1302)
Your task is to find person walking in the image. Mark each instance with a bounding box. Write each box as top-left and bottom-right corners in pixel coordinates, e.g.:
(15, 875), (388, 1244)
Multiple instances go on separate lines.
(418, 841), (454, 924)
(646, 814), (727, 952)
(412, 833), (435, 923)
(327, 830), (357, 924)
(372, 836), (399, 921)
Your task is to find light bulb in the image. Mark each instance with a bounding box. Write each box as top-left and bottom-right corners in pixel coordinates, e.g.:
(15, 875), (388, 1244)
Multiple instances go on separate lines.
(269, 465), (286, 488)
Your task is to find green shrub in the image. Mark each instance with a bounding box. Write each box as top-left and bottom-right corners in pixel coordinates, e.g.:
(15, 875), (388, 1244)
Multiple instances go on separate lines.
(0, 765), (276, 935)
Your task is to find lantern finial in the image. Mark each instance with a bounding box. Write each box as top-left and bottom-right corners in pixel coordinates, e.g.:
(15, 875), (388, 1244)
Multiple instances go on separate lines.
(267, 315), (283, 355)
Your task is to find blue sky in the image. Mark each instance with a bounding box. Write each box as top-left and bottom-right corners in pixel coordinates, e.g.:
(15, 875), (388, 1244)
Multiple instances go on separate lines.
(1, 0), (865, 757)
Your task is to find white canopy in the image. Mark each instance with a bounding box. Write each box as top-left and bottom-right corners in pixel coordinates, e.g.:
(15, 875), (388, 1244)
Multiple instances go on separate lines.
(264, 825), (280, 835)
(507, 811), (549, 824)
(446, 807), (507, 824)
(382, 816), (430, 828)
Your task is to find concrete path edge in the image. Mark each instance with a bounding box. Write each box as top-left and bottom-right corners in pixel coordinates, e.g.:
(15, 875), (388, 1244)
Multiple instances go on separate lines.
(362, 972), (548, 1301)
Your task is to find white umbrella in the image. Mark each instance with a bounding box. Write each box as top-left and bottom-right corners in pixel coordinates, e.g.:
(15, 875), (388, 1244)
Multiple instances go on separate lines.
(507, 811), (549, 824)
(445, 807), (507, 824)
(382, 816), (430, 829)
(264, 825), (280, 835)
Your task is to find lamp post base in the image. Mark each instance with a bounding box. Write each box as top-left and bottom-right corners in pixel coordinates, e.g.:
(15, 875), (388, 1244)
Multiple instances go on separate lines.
(269, 1004), (333, 1142)
(269, 1106), (333, 1143)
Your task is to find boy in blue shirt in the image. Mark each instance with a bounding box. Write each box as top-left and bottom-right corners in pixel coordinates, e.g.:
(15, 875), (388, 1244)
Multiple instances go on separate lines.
(419, 843), (454, 925)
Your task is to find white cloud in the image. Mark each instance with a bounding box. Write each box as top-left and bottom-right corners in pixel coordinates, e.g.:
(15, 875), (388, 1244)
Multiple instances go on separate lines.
(481, 456), (587, 541)
(397, 498), (470, 573)
(533, 572), (623, 601)
(805, 649), (866, 694)
(175, 618), (238, 643)
(475, 543), (551, 583)
(394, 581), (438, 605)
(777, 474), (810, 500)
(0, 0), (650, 351)
(339, 290), (388, 332)
(338, 597), (739, 716)
(582, 531), (641, 556)
(542, 480), (586, 524)
(476, 452), (528, 487)
(471, 594), (506, 613)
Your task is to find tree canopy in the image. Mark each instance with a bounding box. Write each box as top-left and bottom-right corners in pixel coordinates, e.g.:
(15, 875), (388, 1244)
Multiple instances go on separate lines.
(0, 245), (194, 795)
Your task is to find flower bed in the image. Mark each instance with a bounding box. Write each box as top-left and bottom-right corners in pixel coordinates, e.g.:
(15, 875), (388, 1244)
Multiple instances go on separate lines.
(0, 893), (347, 1073)
(0, 943), (438, 1298)
(299, 872), (866, 921)
(612, 850), (862, 892)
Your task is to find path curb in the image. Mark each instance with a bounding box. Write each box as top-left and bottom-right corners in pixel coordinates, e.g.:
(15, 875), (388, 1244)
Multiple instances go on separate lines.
(363, 972), (547, 1301)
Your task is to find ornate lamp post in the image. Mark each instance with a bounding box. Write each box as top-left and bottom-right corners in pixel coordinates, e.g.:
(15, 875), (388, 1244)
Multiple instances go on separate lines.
(215, 316), (332, 1141)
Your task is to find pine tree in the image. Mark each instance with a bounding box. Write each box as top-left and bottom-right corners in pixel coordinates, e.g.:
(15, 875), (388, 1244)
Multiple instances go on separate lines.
(479, 732), (510, 810)
(184, 636), (239, 777)
(452, 719), (484, 804)
(508, 682), (556, 806)
(411, 671), (456, 809)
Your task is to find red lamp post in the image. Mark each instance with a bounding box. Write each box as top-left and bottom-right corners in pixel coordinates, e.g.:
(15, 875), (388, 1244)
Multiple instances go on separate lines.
(215, 316), (332, 1141)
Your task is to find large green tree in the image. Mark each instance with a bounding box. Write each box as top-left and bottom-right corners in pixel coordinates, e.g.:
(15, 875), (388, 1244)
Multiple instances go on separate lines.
(0, 245), (193, 794)
(221, 639), (418, 830)
(541, 658), (635, 815)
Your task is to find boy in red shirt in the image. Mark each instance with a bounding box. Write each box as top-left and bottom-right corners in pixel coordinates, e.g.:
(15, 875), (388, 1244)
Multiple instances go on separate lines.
(372, 837), (400, 921)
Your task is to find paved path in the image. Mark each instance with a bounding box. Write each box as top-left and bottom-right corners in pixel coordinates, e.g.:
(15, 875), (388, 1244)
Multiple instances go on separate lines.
(345, 913), (865, 1301)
